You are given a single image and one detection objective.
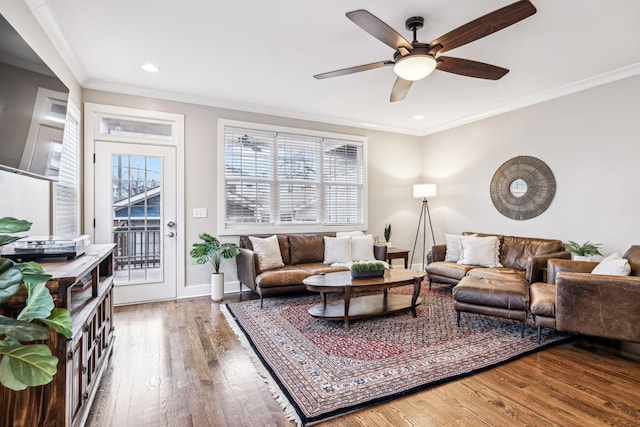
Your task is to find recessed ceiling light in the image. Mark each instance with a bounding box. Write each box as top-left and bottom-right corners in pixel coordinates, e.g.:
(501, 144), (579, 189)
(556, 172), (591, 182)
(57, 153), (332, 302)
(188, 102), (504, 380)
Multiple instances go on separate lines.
(141, 63), (160, 73)
(413, 114), (425, 120)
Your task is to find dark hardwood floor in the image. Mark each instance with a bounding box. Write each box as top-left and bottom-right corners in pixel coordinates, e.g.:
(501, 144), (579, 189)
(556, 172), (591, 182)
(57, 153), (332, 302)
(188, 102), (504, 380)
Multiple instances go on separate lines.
(86, 292), (640, 426)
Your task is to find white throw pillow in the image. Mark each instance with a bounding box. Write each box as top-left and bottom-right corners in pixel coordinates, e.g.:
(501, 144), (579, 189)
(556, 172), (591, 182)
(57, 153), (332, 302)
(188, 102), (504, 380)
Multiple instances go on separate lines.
(351, 234), (376, 262)
(336, 231), (365, 238)
(457, 235), (502, 267)
(444, 234), (464, 262)
(591, 252), (631, 276)
(249, 235), (284, 271)
(323, 236), (352, 264)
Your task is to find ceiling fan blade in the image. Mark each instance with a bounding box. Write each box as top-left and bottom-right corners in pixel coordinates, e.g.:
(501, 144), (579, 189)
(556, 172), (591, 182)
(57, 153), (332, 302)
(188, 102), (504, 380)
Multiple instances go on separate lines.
(390, 77), (413, 102)
(346, 10), (413, 51)
(430, 0), (537, 54)
(436, 56), (509, 80)
(314, 61), (393, 79)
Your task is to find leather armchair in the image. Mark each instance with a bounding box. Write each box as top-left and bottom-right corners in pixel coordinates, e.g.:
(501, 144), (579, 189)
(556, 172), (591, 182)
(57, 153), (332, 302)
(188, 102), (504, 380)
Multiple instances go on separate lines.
(531, 246), (640, 344)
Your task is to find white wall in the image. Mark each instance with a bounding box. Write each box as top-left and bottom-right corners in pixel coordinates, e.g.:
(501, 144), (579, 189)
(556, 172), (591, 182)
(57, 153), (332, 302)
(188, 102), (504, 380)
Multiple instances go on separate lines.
(83, 89), (423, 294)
(0, 172), (50, 235)
(420, 74), (640, 257)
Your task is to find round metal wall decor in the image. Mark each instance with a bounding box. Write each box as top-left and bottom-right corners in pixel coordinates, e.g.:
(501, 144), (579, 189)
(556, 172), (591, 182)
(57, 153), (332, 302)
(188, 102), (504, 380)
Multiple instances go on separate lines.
(490, 156), (556, 220)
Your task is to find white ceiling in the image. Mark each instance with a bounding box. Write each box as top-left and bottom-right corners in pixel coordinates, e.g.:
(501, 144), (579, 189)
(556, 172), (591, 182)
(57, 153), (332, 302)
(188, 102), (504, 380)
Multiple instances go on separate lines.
(27, 0), (640, 135)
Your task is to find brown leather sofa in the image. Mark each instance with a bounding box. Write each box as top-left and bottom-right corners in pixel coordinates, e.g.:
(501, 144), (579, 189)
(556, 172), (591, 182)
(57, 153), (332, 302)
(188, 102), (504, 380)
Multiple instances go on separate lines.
(530, 245), (640, 344)
(427, 232), (570, 286)
(236, 233), (387, 307)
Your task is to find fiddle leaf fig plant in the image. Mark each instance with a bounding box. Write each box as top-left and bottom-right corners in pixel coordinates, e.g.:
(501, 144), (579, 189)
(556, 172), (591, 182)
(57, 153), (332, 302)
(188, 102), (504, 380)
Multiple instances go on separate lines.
(0, 217), (72, 391)
(190, 233), (240, 274)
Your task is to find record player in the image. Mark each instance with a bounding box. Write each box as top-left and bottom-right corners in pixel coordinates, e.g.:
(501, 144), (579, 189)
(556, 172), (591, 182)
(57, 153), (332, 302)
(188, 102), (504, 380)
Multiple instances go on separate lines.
(2, 235), (91, 262)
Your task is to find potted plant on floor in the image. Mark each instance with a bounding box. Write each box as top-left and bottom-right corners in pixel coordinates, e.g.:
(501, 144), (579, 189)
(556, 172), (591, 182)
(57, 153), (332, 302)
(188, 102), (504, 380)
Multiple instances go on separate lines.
(563, 240), (603, 261)
(190, 233), (240, 302)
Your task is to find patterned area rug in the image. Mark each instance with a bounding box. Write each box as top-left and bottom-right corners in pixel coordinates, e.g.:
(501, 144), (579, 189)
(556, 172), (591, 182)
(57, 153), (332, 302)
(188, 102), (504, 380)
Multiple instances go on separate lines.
(223, 284), (572, 426)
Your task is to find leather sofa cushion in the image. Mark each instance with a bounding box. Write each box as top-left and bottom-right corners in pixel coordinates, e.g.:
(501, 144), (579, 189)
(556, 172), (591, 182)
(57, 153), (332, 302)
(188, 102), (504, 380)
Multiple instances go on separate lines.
(256, 263), (350, 288)
(289, 234), (325, 264)
(452, 277), (529, 310)
(466, 267), (525, 281)
(529, 282), (556, 317)
(256, 266), (312, 288)
(426, 262), (478, 280)
(500, 236), (563, 270)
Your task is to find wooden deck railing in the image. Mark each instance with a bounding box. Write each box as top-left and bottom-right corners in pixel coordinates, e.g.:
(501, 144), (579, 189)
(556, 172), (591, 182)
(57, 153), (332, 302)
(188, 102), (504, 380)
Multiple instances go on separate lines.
(113, 225), (161, 270)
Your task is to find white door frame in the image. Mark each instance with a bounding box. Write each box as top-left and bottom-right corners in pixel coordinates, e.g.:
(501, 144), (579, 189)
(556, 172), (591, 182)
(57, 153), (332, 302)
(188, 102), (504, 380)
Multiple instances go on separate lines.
(84, 103), (187, 302)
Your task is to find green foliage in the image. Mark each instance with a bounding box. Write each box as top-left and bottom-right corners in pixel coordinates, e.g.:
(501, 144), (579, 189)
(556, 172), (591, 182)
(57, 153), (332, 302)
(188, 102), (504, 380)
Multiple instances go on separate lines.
(563, 241), (603, 256)
(190, 232), (241, 274)
(384, 224), (392, 242)
(0, 258), (23, 302)
(40, 308), (72, 338)
(0, 316), (52, 341)
(0, 345), (59, 389)
(350, 261), (386, 272)
(0, 216), (72, 391)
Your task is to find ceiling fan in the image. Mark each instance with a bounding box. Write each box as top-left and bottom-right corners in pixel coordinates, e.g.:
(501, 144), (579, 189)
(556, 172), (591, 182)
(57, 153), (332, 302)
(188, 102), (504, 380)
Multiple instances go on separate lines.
(314, 0), (537, 102)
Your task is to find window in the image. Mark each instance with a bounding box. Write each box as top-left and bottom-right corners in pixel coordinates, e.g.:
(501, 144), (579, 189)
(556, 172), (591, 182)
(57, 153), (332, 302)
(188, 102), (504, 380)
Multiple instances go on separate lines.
(54, 106), (80, 238)
(221, 120), (366, 233)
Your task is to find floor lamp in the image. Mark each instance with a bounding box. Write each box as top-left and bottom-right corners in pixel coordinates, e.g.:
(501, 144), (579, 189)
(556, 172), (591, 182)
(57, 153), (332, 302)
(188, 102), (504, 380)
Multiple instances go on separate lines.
(410, 184), (437, 271)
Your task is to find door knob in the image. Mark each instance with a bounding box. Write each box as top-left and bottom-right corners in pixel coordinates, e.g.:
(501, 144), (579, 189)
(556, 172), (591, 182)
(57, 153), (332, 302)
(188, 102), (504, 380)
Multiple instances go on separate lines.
(167, 221), (176, 228)
(166, 231), (175, 238)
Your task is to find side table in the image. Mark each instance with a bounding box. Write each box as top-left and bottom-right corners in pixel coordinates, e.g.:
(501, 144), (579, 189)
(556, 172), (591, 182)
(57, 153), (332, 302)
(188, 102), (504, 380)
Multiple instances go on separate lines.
(386, 247), (410, 269)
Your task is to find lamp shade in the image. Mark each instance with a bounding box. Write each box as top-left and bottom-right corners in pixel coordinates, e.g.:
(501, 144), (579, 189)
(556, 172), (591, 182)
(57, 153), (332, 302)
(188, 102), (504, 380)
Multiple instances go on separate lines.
(393, 55), (437, 81)
(413, 183), (437, 199)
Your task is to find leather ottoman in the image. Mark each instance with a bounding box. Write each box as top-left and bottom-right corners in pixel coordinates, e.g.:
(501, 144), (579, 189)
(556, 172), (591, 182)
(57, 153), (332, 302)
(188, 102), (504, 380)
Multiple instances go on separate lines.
(452, 276), (530, 337)
(529, 282), (557, 343)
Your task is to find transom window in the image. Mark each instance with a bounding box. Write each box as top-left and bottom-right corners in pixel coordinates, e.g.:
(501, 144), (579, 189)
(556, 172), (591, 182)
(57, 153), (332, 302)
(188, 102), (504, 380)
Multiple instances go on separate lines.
(220, 120), (366, 234)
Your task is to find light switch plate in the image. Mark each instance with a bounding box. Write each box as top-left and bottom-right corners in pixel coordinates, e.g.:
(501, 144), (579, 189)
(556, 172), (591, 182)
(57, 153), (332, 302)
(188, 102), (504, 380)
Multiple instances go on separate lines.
(193, 208), (208, 218)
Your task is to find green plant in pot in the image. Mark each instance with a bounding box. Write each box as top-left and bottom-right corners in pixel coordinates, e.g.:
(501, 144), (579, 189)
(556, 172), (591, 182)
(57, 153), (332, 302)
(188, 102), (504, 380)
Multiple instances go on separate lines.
(190, 233), (240, 302)
(563, 240), (603, 261)
(0, 217), (72, 391)
(384, 224), (392, 247)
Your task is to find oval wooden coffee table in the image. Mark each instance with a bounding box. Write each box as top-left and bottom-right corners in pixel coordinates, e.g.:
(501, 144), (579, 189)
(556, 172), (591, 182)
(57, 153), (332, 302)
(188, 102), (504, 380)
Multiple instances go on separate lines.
(303, 269), (426, 330)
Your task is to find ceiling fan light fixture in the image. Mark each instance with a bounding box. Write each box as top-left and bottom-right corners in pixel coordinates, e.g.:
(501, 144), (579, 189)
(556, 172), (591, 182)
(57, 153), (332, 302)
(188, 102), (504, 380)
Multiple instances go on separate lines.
(141, 63), (160, 73)
(393, 55), (436, 81)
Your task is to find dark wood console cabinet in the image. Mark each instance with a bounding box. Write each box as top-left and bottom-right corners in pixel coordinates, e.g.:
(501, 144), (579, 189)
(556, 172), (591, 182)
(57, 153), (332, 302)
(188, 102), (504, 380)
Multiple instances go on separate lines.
(0, 244), (116, 427)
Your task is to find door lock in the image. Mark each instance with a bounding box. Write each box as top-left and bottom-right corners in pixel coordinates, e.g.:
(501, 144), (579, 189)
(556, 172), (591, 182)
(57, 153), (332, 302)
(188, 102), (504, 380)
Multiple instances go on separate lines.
(167, 221), (176, 228)
(166, 231), (175, 238)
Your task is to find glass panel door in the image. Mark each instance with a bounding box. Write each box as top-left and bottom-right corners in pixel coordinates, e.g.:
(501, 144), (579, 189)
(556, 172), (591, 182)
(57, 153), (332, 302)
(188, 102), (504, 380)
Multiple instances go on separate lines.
(95, 141), (177, 304)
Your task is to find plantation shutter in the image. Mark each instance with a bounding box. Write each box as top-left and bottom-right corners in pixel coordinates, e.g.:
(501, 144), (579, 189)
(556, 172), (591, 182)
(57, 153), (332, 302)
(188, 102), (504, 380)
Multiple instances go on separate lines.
(54, 110), (79, 238)
(323, 139), (364, 225)
(277, 133), (321, 224)
(223, 122), (365, 230)
(224, 126), (275, 226)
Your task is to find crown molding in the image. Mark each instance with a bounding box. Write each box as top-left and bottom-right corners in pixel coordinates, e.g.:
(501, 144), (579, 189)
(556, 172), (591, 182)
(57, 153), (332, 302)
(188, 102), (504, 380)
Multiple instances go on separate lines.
(82, 79), (425, 136)
(24, 0), (88, 84)
(418, 62), (640, 136)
